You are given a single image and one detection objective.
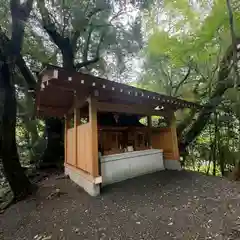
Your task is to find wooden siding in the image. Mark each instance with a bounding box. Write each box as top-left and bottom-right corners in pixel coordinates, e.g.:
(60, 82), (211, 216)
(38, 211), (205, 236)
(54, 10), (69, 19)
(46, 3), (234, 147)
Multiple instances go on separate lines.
(152, 127), (179, 160)
(98, 131), (122, 151)
(76, 123), (92, 174)
(66, 128), (76, 165)
(65, 96), (99, 177)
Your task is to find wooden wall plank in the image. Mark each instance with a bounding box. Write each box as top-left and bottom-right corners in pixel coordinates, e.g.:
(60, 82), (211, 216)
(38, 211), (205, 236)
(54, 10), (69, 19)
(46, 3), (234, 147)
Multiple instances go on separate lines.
(77, 123), (92, 173)
(151, 121), (180, 160)
(66, 128), (75, 165)
(88, 96), (99, 177)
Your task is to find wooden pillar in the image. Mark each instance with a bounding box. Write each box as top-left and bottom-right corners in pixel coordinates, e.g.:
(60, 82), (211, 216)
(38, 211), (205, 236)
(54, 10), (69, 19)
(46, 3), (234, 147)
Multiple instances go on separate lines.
(169, 113), (180, 160)
(133, 128), (137, 150)
(74, 100), (79, 167)
(147, 116), (152, 148)
(64, 114), (68, 164)
(88, 96), (99, 176)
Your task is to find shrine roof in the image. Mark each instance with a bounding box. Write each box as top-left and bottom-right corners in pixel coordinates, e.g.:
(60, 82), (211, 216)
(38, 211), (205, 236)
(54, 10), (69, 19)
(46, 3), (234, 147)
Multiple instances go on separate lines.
(36, 65), (202, 117)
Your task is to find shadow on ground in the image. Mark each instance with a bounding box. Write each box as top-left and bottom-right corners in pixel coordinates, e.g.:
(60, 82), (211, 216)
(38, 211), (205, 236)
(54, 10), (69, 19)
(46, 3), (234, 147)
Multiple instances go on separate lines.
(1, 170), (240, 239)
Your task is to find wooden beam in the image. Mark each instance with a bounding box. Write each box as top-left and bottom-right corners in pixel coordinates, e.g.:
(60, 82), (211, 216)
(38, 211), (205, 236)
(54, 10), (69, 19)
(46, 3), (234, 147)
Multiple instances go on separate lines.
(88, 96), (99, 177)
(147, 116), (152, 148)
(96, 102), (166, 116)
(39, 104), (69, 110)
(68, 96), (88, 114)
(96, 90), (183, 111)
(37, 105), (67, 117)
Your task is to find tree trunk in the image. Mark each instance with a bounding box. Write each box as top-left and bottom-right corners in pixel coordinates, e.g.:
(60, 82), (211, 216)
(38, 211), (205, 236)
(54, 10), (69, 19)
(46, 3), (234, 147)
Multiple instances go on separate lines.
(40, 50), (74, 168)
(40, 117), (64, 168)
(212, 159), (216, 176)
(218, 121), (225, 176)
(206, 159), (211, 175)
(181, 84), (228, 149)
(219, 151), (225, 176)
(62, 48), (75, 70)
(197, 161), (201, 172)
(0, 61), (34, 200)
(177, 109), (196, 138)
(179, 38), (239, 149)
(212, 113), (218, 176)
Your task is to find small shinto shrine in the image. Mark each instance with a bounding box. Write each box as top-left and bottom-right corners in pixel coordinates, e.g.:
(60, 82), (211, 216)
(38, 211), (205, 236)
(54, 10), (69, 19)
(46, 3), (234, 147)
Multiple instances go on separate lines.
(36, 65), (200, 196)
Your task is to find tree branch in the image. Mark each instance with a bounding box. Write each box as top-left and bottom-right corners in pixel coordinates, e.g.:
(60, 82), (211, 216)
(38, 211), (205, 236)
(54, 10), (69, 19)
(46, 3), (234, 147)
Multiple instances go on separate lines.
(75, 31), (106, 70)
(226, 0), (240, 86)
(87, 8), (106, 20)
(10, 0), (34, 57)
(0, 30), (36, 89)
(70, 3), (102, 50)
(173, 67), (191, 96)
(83, 27), (94, 62)
(180, 38), (240, 149)
(71, 30), (80, 51)
(16, 56), (36, 90)
(37, 0), (65, 49)
(109, 10), (125, 23)
(75, 57), (100, 70)
(62, 10), (71, 37)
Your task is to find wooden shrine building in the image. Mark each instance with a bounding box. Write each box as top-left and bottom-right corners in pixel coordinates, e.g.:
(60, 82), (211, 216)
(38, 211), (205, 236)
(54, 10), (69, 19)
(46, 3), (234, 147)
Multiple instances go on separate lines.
(36, 65), (200, 196)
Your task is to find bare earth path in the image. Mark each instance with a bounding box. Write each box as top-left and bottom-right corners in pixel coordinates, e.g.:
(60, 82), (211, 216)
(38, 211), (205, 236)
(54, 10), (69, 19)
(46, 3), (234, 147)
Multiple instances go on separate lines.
(1, 170), (240, 240)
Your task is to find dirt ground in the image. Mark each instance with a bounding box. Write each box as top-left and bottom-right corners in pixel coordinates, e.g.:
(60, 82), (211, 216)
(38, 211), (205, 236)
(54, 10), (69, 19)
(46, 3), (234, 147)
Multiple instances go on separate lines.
(1, 170), (240, 240)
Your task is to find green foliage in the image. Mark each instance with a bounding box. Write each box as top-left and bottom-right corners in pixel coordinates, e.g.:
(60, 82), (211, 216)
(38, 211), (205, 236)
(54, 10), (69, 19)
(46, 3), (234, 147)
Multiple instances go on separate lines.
(138, 0), (240, 176)
(146, 0), (240, 67)
(30, 0), (145, 77)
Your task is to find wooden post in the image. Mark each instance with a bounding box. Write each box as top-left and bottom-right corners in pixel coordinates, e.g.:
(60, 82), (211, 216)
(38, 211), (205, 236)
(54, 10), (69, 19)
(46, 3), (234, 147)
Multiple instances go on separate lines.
(133, 128), (137, 150)
(64, 114), (68, 164)
(74, 98), (78, 167)
(147, 116), (152, 148)
(88, 96), (99, 176)
(169, 113), (180, 160)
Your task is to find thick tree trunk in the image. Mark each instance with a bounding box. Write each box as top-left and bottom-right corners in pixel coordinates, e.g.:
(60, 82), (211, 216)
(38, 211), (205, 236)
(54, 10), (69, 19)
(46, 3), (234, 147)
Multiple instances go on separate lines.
(62, 48), (75, 70)
(177, 109), (197, 138)
(179, 39), (239, 149)
(0, 62), (34, 200)
(40, 117), (64, 168)
(41, 49), (74, 168)
(40, 49), (74, 168)
(181, 84), (228, 149)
